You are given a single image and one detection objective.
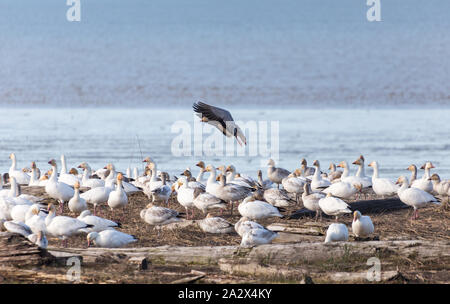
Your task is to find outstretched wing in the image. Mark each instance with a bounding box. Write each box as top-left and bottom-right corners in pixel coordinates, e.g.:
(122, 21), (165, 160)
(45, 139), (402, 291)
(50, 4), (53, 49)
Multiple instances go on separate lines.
(193, 102), (234, 136)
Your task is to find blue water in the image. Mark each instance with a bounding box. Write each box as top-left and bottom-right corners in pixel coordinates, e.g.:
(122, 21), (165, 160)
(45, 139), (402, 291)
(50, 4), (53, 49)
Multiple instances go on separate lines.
(0, 108), (448, 181)
(0, 0), (450, 107)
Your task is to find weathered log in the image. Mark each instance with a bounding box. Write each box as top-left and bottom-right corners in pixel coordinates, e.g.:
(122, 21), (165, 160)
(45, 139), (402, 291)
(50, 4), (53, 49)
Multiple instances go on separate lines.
(290, 197), (409, 219)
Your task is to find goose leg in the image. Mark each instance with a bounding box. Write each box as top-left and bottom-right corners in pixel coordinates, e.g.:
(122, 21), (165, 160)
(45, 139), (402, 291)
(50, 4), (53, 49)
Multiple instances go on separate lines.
(230, 202), (234, 217)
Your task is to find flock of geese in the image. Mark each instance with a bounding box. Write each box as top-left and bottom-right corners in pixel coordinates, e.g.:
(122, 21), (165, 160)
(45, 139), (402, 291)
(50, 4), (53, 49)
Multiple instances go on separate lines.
(0, 152), (447, 249)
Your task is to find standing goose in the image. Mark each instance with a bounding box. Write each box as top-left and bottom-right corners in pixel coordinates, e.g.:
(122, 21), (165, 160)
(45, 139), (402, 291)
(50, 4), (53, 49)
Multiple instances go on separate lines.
(324, 223), (349, 243)
(396, 176), (440, 219)
(193, 101), (247, 146)
(238, 196), (283, 220)
(80, 177), (115, 216)
(68, 182), (88, 214)
(140, 203), (182, 233)
(87, 230), (137, 248)
(204, 164), (222, 195)
(322, 181), (362, 200)
(318, 193), (352, 221)
(351, 210), (374, 238)
(368, 161), (399, 198)
(107, 173), (128, 218)
(300, 158), (316, 176)
(176, 178), (197, 219)
(28, 162), (41, 186)
(195, 161), (206, 184)
(281, 172), (306, 204)
(267, 159), (290, 189)
(198, 213), (234, 234)
(45, 159), (75, 214)
(302, 183), (325, 221)
(310, 160), (331, 191)
(192, 187), (227, 215)
(180, 170), (206, 191)
(215, 174), (253, 216)
(8, 153), (30, 185)
(407, 164), (433, 193)
(150, 172), (172, 206)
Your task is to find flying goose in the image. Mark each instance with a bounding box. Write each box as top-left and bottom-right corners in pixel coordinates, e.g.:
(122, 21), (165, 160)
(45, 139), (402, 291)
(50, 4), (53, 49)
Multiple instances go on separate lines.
(193, 101), (247, 146)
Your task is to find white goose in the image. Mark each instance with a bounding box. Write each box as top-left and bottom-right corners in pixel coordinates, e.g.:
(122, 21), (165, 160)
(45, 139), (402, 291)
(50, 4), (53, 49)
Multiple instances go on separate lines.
(408, 163), (434, 193)
(150, 172), (172, 206)
(140, 203), (182, 229)
(25, 204), (47, 234)
(351, 210), (374, 238)
(58, 155), (79, 186)
(322, 181), (362, 200)
(324, 223), (349, 243)
(77, 210), (120, 232)
(238, 196), (283, 220)
(192, 188), (227, 214)
(104, 163), (140, 194)
(107, 173), (128, 216)
(302, 183), (325, 220)
(234, 217), (265, 237)
(240, 228), (278, 247)
(176, 178), (197, 219)
(368, 161), (399, 197)
(263, 188), (295, 207)
(87, 230), (137, 248)
(28, 162), (41, 186)
(204, 165), (222, 196)
(396, 176), (440, 219)
(3, 220), (32, 237)
(68, 181), (88, 214)
(8, 153), (30, 185)
(80, 177), (115, 216)
(198, 214), (234, 234)
(215, 174), (253, 216)
(195, 161), (206, 184)
(78, 162), (105, 188)
(281, 172), (306, 204)
(45, 159), (75, 214)
(45, 204), (92, 246)
(310, 160), (331, 191)
(318, 193), (352, 220)
(429, 174), (450, 199)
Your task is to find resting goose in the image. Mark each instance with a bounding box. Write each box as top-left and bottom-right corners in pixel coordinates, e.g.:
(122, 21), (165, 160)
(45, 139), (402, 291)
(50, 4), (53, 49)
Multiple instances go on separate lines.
(396, 176), (440, 219)
(140, 203), (182, 229)
(327, 163), (343, 183)
(234, 217), (265, 237)
(87, 230), (137, 248)
(267, 159), (290, 188)
(68, 182), (88, 214)
(351, 210), (374, 238)
(25, 204), (47, 234)
(77, 210), (120, 232)
(300, 158), (316, 176)
(310, 160), (331, 191)
(428, 174), (450, 199)
(240, 228), (278, 247)
(58, 155), (79, 186)
(198, 213), (234, 234)
(8, 153), (30, 185)
(45, 159), (75, 214)
(193, 101), (247, 146)
(407, 164), (433, 193)
(322, 181), (362, 200)
(263, 188), (296, 207)
(45, 204), (91, 246)
(324, 223), (349, 243)
(238, 196), (283, 220)
(302, 183), (325, 221)
(318, 193), (352, 221)
(192, 187), (227, 214)
(78, 163), (105, 188)
(368, 161), (399, 197)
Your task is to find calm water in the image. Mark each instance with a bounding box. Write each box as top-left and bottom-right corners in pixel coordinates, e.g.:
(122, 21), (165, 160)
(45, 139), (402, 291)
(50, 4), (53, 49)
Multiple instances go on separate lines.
(0, 0), (450, 107)
(0, 108), (449, 181)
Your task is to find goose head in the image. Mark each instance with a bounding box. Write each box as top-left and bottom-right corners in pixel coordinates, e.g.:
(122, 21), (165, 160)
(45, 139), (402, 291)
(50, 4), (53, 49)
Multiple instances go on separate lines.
(329, 163), (336, 171)
(31, 162), (37, 170)
(9, 153), (16, 161)
(31, 205), (41, 215)
(337, 161), (347, 169)
(326, 192), (332, 198)
(117, 173), (123, 182)
(353, 210), (362, 222)
(353, 183), (363, 192)
(74, 181), (81, 189)
(312, 160), (320, 168)
(368, 161), (377, 168)
(204, 164), (215, 172)
(300, 158), (307, 166)
(47, 203), (56, 213)
(395, 176), (408, 185)
(234, 126), (247, 146)
(420, 162), (435, 170)
(226, 165), (236, 173)
(77, 162), (87, 169)
(196, 161), (205, 169)
(352, 155), (365, 166)
(87, 232), (99, 247)
(69, 168), (78, 175)
(407, 164), (417, 172)
(428, 173), (441, 183)
(48, 159), (57, 167)
(142, 157), (153, 164)
(267, 159), (275, 167)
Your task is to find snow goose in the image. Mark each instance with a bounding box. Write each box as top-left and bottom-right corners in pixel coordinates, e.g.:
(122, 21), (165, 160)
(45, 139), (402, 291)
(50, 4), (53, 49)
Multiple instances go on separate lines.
(368, 161), (399, 197)
(140, 203), (182, 232)
(322, 181), (362, 200)
(27, 231), (48, 248)
(215, 174), (253, 216)
(195, 161), (206, 184)
(192, 187), (227, 214)
(318, 193), (352, 221)
(80, 178), (115, 216)
(4, 220), (32, 237)
(407, 164), (433, 193)
(25, 204), (47, 234)
(238, 196), (283, 220)
(300, 158), (316, 176)
(396, 176), (440, 219)
(176, 178), (197, 219)
(193, 101), (247, 146)
(45, 159), (75, 214)
(150, 172), (172, 206)
(6, 177), (34, 206)
(58, 155), (79, 186)
(351, 210), (374, 238)
(240, 228), (278, 247)
(281, 172), (306, 204)
(428, 174), (450, 199)
(234, 217), (265, 237)
(107, 173), (128, 217)
(180, 170), (206, 190)
(226, 165), (256, 188)
(28, 162), (41, 186)
(198, 213), (234, 234)
(8, 153), (30, 185)
(310, 160), (331, 191)
(350, 156), (372, 188)
(327, 163), (343, 183)
(204, 164), (222, 195)
(267, 159), (290, 188)
(324, 223), (349, 243)
(337, 161), (350, 180)
(263, 188), (295, 207)
(104, 163), (139, 194)
(78, 163), (105, 188)
(68, 181), (88, 214)
(302, 183), (325, 221)
(77, 209), (120, 232)
(10, 204), (33, 222)
(45, 204), (92, 246)
(87, 230), (137, 248)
